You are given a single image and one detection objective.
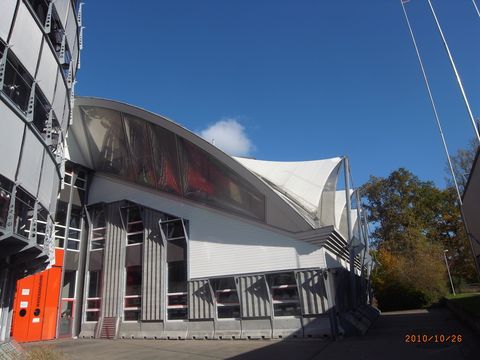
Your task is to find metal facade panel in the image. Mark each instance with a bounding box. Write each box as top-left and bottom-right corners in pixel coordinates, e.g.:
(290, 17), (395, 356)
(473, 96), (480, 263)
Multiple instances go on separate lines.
(52, 73), (67, 126)
(141, 208), (164, 321)
(296, 270), (328, 315)
(237, 275), (271, 318)
(0, 0), (16, 41)
(36, 43), (58, 104)
(37, 155), (57, 210)
(101, 202), (126, 317)
(9, 2), (43, 76)
(65, 4), (77, 59)
(17, 130), (44, 198)
(53, 0), (69, 28)
(49, 174), (59, 212)
(188, 280), (214, 320)
(0, 102), (24, 181)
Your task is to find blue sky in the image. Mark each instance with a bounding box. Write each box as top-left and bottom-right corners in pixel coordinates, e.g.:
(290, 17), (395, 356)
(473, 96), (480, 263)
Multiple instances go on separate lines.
(76, 0), (480, 188)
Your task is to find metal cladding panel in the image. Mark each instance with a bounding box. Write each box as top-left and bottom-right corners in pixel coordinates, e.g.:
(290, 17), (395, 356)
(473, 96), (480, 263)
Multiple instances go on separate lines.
(36, 43), (58, 104)
(0, 0), (16, 41)
(72, 38), (79, 74)
(38, 155), (57, 210)
(9, 2), (43, 76)
(17, 130), (44, 198)
(296, 270), (328, 315)
(49, 174), (60, 212)
(54, 0), (69, 28)
(65, 4), (77, 58)
(188, 280), (214, 320)
(237, 275), (271, 318)
(102, 202), (126, 317)
(141, 207), (164, 321)
(0, 101), (24, 181)
(52, 73), (67, 126)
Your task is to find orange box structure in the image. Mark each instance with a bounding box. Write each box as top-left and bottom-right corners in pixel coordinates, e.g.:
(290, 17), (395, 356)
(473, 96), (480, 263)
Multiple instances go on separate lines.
(11, 250), (64, 343)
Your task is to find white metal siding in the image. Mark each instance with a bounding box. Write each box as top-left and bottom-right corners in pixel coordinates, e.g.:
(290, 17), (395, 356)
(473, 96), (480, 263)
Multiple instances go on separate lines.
(88, 176), (327, 279)
(9, 2), (43, 76)
(53, 0), (69, 28)
(0, 102), (24, 181)
(37, 155), (57, 210)
(0, 0), (16, 42)
(36, 42), (58, 104)
(17, 130), (43, 198)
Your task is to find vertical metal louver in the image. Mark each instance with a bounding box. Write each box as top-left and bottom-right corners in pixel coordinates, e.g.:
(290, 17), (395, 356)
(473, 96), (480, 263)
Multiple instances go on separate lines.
(141, 208), (164, 321)
(102, 202), (126, 317)
(296, 270), (329, 315)
(236, 275), (271, 318)
(188, 280), (214, 320)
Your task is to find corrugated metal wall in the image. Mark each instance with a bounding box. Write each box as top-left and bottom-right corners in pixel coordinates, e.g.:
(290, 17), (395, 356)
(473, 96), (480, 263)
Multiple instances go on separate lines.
(141, 208), (164, 321)
(102, 202), (126, 317)
(296, 270), (328, 315)
(236, 275), (271, 318)
(188, 280), (214, 320)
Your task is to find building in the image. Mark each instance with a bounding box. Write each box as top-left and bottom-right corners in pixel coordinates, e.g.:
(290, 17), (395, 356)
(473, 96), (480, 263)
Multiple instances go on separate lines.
(0, 0), (82, 342)
(1, 1), (374, 343)
(462, 147), (480, 278)
(8, 96), (373, 341)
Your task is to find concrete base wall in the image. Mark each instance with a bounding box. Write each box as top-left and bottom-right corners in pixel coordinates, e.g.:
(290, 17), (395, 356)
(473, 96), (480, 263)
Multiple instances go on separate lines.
(272, 317), (303, 339)
(79, 315), (336, 339)
(79, 322), (97, 339)
(164, 321), (188, 340)
(187, 320), (214, 339)
(301, 316), (331, 338)
(213, 319), (241, 339)
(240, 319), (272, 339)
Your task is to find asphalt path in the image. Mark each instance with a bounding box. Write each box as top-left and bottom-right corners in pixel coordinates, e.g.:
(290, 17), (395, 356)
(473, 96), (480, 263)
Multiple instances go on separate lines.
(24, 307), (480, 360)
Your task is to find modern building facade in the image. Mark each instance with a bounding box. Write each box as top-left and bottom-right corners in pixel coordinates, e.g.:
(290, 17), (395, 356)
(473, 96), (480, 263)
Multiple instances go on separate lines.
(0, 0), (82, 342)
(1, 1), (374, 343)
(8, 97), (372, 341)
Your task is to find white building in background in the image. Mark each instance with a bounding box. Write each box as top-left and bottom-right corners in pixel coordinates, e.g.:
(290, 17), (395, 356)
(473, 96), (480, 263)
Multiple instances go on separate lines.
(63, 97), (373, 340)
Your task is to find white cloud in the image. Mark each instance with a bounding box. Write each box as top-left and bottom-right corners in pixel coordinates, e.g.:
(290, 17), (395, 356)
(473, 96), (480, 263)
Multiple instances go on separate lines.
(198, 118), (255, 157)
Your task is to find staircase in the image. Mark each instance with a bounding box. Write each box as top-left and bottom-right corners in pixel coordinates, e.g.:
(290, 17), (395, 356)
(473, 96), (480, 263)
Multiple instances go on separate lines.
(98, 317), (117, 339)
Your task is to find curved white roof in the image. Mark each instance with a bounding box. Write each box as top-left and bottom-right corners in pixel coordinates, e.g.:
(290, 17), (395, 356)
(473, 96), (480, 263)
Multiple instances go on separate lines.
(233, 157), (343, 217)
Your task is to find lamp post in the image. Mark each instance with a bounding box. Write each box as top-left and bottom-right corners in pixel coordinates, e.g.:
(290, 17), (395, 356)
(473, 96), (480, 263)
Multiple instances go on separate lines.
(443, 250), (456, 296)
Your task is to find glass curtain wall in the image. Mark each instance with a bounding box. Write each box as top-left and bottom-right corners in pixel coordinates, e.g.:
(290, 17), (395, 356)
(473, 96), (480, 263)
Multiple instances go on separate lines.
(80, 106), (265, 221)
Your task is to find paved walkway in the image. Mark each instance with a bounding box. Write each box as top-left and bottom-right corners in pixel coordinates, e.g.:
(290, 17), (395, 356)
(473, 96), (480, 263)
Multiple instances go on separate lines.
(24, 307), (480, 360)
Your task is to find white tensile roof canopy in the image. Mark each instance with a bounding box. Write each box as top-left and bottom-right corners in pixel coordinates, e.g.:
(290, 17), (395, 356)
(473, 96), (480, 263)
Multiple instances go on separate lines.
(234, 156), (349, 229)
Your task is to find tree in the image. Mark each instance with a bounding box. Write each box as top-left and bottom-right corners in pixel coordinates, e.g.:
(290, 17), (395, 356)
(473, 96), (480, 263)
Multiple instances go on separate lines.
(446, 138), (477, 194)
(362, 168), (476, 310)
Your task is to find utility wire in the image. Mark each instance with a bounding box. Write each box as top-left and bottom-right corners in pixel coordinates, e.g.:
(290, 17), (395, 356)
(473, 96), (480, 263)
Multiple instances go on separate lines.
(427, 0), (480, 144)
(400, 0), (462, 203)
(472, 0), (480, 18)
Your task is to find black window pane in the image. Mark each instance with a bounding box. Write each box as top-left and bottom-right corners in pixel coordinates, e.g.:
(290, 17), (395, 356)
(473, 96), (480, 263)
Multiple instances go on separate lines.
(86, 311), (99, 322)
(167, 262), (187, 293)
(167, 308), (187, 320)
(125, 266), (142, 295)
(62, 271), (76, 298)
(124, 310), (141, 321)
(274, 303), (301, 317)
(88, 271), (102, 298)
(218, 306), (240, 319)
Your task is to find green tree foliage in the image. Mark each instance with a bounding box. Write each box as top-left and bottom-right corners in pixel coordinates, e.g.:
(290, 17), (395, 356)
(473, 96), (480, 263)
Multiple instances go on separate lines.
(446, 138), (477, 193)
(362, 168), (476, 310)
